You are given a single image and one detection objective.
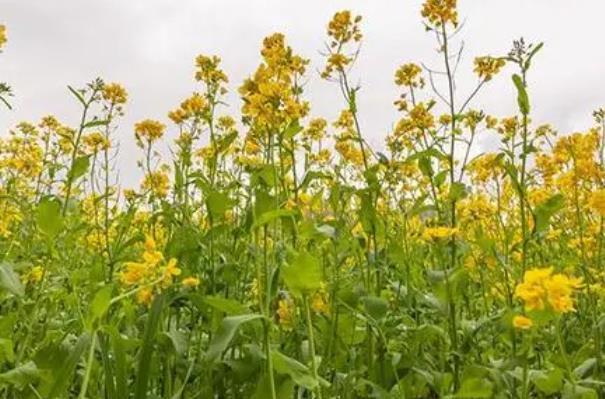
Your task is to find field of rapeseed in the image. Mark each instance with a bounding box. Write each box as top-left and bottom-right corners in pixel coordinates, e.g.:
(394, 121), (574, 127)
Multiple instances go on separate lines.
(1, 2), (605, 398)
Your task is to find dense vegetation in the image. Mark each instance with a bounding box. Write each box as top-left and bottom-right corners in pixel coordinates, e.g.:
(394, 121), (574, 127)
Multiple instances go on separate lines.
(1, 2), (605, 398)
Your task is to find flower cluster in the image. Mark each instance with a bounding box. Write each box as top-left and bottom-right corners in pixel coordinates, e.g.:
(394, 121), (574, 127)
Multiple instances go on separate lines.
(321, 11), (363, 79)
(195, 54), (228, 91)
(239, 33), (309, 129)
(394, 63), (425, 88)
(102, 82), (128, 106)
(422, 226), (458, 241)
(0, 25), (6, 50)
(134, 119), (166, 147)
(515, 267), (583, 314)
(168, 93), (209, 124)
(142, 167), (170, 198)
(120, 236), (181, 305)
(421, 0), (458, 27)
(473, 56), (506, 81)
(83, 131), (110, 153)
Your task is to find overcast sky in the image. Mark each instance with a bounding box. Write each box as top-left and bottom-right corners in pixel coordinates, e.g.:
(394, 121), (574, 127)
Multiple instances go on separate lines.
(1, 1), (604, 186)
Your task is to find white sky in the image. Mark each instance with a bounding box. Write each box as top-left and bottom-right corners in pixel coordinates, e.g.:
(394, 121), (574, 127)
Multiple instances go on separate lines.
(1, 0), (604, 186)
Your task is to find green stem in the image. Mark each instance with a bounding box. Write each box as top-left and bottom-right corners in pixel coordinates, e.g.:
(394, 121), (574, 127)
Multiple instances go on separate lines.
(304, 294), (323, 399)
(78, 331), (98, 399)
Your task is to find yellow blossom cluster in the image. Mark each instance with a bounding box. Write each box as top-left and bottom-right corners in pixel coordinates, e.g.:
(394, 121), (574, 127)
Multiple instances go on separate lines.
(83, 131), (110, 153)
(422, 226), (458, 241)
(0, 25), (6, 50)
(421, 0), (458, 27)
(512, 315), (533, 330)
(311, 283), (330, 315)
(195, 54), (228, 90)
(0, 123), (44, 179)
(102, 82), (128, 106)
(589, 189), (605, 216)
(239, 33), (309, 129)
(168, 93), (209, 124)
(473, 56), (506, 81)
(142, 168), (170, 198)
(327, 10), (362, 45)
(120, 236), (181, 305)
(515, 267), (583, 313)
(394, 63), (424, 88)
(22, 266), (45, 285)
(134, 119), (166, 147)
(304, 118), (327, 142)
(277, 297), (295, 331)
(321, 11), (363, 79)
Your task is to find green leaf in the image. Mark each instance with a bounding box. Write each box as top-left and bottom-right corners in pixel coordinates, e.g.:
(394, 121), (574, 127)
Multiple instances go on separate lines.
(282, 251), (322, 297)
(67, 85), (86, 106)
(109, 328), (128, 399)
(163, 328), (187, 355)
(283, 121), (303, 140)
(46, 333), (90, 398)
(0, 263), (24, 297)
(206, 190), (233, 219)
(0, 338), (15, 364)
(271, 350), (318, 390)
(69, 155), (91, 181)
(418, 155), (433, 177)
(206, 314), (265, 362)
(362, 296), (388, 320)
(574, 358), (597, 379)
(525, 42), (544, 70)
(0, 361), (39, 389)
(454, 377), (493, 398)
(89, 285), (113, 324)
(530, 368), (564, 395)
(83, 119), (109, 129)
(202, 295), (249, 315)
(37, 197), (63, 238)
(217, 131), (238, 153)
(253, 209), (296, 230)
(562, 382), (598, 399)
(512, 74), (530, 115)
(449, 182), (468, 202)
(534, 193), (565, 233)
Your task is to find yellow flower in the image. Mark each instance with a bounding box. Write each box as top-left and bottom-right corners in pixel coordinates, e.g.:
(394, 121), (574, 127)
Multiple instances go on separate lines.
(120, 262), (148, 286)
(134, 119), (165, 146)
(142, 170), (170, 198)
(102, 83), (128, 105)
(545, 274), (583, 313)
(136, 287), (154, 306)
(161, 258), (181, 287)
(589, 189), (605, 216)
(82, 131), (110, 152)
(304, 118), (327, 141)
(182, 276), (201, 289)
(195, 54), (228, 87)
(512, 315), (533, 330)
(0, 25), (6, 50)
(311, 284), (330, 315)
(327, 10), (362, 45)
(422, 226), (458, 241)
(515, 267), (583, 314)
(421, 0), (458, 27)
(23, 266), (45, 285)
(514, 267), (552, 311)
(394, 63), (424, 88)
(321, 11), (362, 79)
(473, 56), (506, 81)
(277, 298), (295, 331)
